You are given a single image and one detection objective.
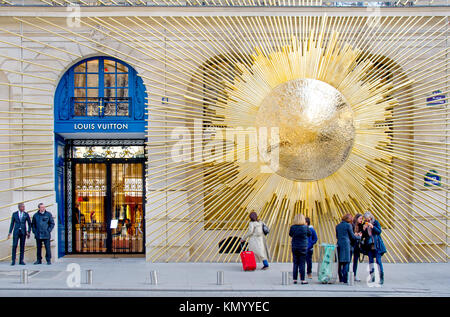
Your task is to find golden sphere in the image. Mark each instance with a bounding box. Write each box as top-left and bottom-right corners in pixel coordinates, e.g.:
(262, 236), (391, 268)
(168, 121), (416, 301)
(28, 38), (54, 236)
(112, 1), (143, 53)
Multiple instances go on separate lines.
(255, 79), (355, 181)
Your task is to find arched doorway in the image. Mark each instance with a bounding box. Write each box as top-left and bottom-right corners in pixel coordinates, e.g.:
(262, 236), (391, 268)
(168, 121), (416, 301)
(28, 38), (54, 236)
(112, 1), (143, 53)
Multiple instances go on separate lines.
(54, 56), (147, 256)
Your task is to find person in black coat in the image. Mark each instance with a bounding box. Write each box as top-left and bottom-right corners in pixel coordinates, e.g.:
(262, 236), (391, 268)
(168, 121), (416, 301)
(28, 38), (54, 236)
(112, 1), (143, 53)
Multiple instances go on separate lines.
(31, 203), (55, 265)
(8, 203), (31, 265)
(336, 214), (361, 284)
(362, 212), (387, 285)
(289, 214), (311, 284)
(351, 213), (364, 282)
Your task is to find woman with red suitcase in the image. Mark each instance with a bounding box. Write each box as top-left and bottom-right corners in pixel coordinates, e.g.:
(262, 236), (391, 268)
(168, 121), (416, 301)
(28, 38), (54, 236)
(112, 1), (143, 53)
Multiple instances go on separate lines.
(241, 211), (270, 270)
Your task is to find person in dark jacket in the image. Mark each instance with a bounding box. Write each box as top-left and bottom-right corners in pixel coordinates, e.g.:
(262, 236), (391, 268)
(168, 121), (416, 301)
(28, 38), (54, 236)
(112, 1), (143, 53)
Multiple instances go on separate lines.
(8, 203), (31, 265)
(289, 214), (311, 284)
(305, 217), (318, 279)
(336, 214), (361, 284)
(31, 203), (55, 265)
(351, 213), (364, 282)
(362, 212), (386, 285)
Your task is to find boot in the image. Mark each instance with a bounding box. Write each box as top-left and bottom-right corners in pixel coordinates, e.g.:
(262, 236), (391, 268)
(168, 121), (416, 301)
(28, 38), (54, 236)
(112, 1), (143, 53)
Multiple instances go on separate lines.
(370, 270), (375, 283)
(379, 272), (384, 285)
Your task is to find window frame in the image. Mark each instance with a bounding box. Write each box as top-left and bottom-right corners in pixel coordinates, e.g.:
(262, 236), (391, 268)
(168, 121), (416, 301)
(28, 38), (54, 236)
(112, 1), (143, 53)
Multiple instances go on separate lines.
(70, 56), (134, 119)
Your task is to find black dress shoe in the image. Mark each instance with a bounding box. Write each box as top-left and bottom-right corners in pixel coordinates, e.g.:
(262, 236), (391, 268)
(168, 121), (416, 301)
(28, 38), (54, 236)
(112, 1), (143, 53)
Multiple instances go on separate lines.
(11, 262), (15, 266)
(34, 261), (42, 265)
(19, 262), (26, 265)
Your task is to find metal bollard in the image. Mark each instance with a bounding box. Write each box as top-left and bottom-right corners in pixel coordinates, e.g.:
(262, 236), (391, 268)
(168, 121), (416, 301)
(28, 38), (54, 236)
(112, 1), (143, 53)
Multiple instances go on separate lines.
(348, 267), (354, 286)
(149, 270), (158, 285)
(217, 271), (224, 285)
(86, 269), (93, 285)
(21, 269), (28, 284)
(281, 271), (289, 285)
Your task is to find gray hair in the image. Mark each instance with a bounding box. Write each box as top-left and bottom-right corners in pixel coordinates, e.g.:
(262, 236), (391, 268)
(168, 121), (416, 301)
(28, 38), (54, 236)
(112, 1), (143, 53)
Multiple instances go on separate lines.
(364, 212), (374, 220)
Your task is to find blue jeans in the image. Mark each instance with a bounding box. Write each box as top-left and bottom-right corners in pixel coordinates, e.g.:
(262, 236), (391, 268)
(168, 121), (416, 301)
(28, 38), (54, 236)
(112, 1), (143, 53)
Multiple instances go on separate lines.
(306, 249), (313, 274)
(338, 262), (350, 283)
(368, 250), (384, 275)
(292, 248), (307, 281)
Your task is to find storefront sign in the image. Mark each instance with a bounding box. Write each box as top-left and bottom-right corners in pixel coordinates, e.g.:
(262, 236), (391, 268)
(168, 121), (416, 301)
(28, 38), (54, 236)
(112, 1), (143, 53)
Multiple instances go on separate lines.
(424, 169), (441, 187)
(73, 123), (129, 131)
(427, 90), (446, 106)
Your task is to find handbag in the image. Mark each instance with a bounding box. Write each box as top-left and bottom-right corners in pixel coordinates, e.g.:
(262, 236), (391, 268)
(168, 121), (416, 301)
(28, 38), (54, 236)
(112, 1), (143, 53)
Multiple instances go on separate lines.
(261, 222), (269, 235)
(362, 235), (374, 254)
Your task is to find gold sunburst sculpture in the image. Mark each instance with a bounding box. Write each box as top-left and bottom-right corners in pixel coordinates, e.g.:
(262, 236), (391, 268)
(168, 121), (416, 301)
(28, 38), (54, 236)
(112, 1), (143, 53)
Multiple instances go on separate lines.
(213, 32), (395, 218)
(170, 32), (396, 263)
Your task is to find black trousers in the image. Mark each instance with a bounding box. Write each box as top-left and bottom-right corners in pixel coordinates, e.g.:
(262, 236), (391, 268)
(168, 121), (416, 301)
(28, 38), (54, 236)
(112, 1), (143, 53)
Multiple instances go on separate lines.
(11, 232), (26, 263)
(36, 238), (51, 263)
(306, 249), (314, 274)
(351, 247), (361, 276)
(292, 248), (307, 281)
(338, 262), (350, 283)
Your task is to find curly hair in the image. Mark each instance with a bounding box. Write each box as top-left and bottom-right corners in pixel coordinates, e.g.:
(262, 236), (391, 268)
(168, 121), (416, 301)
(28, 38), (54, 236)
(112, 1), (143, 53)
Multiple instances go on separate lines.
(249, 211), (258, 222)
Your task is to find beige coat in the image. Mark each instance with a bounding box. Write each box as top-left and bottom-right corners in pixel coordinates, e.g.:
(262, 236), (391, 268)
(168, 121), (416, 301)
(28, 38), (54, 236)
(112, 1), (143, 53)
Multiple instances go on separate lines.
(242, 221), (270, 261)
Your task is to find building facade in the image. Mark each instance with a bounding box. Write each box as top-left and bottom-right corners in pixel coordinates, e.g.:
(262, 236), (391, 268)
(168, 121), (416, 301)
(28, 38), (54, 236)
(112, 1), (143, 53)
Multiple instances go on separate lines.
(0, 1), (448, 263)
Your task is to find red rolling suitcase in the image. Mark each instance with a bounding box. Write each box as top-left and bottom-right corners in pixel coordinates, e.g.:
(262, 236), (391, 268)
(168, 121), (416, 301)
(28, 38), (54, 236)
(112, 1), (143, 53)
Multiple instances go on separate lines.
(240, 251), (257, 271)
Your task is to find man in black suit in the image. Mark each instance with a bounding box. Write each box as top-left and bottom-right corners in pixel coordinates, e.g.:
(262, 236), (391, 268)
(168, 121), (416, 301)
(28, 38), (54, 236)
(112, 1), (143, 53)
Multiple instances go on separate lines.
(8, 203), (31, 265)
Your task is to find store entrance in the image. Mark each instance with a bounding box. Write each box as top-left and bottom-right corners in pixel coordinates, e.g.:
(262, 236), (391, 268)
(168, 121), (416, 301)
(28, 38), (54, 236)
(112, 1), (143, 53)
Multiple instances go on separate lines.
(67, 141), (145, 255)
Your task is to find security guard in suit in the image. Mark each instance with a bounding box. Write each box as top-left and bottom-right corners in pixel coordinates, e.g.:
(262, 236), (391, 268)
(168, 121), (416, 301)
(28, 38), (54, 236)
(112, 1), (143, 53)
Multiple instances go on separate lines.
(8, 203), (31, 265)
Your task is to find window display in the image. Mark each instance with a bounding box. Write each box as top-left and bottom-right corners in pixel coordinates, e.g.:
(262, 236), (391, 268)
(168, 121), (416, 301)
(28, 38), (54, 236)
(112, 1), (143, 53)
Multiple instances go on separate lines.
(73, 162), (144, 254)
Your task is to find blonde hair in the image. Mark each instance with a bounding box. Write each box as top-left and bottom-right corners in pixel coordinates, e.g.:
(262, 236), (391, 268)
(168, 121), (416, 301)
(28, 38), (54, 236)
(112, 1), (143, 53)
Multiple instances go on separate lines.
(293, 214), (306, 226)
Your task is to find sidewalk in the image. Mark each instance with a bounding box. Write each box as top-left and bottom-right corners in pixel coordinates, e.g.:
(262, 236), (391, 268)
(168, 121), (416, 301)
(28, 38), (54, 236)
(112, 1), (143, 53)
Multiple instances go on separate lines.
(0, 258), (449, 297)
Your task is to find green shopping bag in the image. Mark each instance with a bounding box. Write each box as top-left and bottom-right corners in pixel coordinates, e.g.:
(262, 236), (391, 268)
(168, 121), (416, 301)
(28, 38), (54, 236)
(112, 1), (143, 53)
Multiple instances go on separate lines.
(318, 243), (337, 284)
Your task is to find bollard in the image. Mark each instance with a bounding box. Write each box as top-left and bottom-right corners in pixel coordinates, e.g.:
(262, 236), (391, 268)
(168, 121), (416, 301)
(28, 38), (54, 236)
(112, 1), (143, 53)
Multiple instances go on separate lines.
(217, 271), (224, 285)
(281, 271), (289, 285)
(149, 270), (158, 285)
(21, 269), (28, 284)
(86, 269), (93, 285)
(348, 266), (354, 286)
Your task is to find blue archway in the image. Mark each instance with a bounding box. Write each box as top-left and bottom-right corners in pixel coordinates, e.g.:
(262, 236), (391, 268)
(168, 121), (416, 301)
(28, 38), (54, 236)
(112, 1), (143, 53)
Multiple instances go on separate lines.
(54, 56), (147, 136)
(54, 56), (148, 257)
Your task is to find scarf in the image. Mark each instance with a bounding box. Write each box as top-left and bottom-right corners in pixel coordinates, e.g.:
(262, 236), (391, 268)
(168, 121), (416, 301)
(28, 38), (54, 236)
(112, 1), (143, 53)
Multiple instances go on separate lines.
(368, 218), (376, 237)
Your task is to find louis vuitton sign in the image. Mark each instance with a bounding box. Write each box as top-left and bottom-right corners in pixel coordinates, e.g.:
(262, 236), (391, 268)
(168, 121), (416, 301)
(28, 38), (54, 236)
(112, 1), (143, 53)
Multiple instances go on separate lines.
(73, 123), (129, 131)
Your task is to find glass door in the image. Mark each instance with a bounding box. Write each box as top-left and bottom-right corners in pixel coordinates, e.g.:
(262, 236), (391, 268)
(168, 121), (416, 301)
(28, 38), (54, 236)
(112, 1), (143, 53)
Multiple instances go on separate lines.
(67, 140), (146, 255)
(111, 163), (144, 253)
(72, 162), (145, 254)
(73, 163), (108, 253)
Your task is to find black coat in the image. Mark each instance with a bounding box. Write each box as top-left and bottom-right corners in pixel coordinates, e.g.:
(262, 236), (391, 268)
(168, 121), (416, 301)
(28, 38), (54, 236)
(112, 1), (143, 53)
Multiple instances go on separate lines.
(336, 221), (360, 263)
(361, 220), (387, 255)
(32, 211), (55, 240)
(289, 225), (311, 251)
(9, 211), (31, 237)
(351, 222), (363, 251)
